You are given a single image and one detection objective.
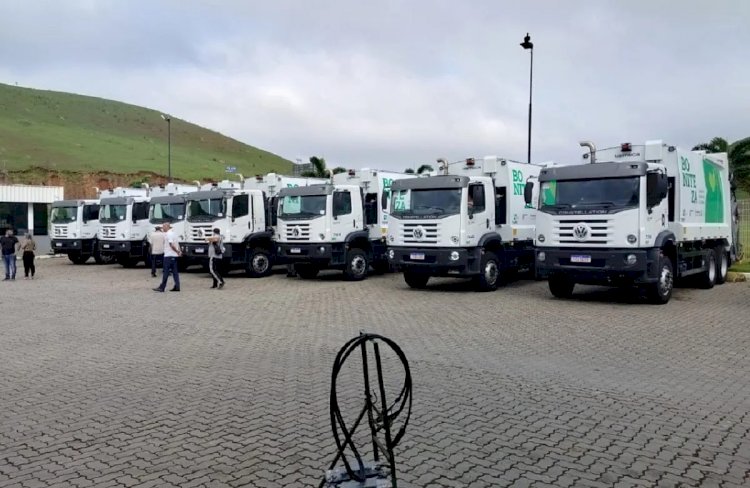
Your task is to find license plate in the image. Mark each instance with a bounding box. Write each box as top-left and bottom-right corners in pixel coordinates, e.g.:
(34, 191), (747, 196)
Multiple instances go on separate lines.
(410, 252), (425, 260)
(102, 244), (110, 249)
(571, 255), (591, 263)
(290, 248), (301, 254)
(55, 242), (62, 247)
(195, 247), (205, 253)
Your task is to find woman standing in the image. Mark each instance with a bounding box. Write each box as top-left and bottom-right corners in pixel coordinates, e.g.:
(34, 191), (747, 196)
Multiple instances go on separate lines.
(21, 233), (36, 279)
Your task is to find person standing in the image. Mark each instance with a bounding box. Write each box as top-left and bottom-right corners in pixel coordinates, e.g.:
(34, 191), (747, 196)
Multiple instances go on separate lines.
(148, 226), (165, 278)
(205, 228), (225, 289)
(20, 233), (36, 279)
(1, 229), (19, 281)
(153, 222), (181, 292)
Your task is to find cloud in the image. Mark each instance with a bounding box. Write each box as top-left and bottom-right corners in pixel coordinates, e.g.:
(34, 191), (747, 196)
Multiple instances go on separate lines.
(1, 0), (749, 170)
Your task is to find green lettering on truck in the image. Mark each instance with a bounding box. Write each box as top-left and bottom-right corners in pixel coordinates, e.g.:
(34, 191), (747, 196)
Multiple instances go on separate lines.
(703, 158), (724, 223)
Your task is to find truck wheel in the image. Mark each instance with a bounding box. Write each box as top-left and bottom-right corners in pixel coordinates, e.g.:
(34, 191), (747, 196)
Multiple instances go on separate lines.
(296, 264), (319, 279)
(697, 250), (716, 289)
(548, 274), (575, 299)
(644, 256), (673, 304)
(68, 252), (87, 265)
(474, 252), (500, 292)
(246, 248), (272, 278)
(714, 247), (728, 285)
(344, 248), (368, 281)
(403, 270), (430, 289)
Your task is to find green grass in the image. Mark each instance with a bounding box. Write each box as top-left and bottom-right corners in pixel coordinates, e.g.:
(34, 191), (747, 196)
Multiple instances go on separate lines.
(730, 260), (750, 273)
(0, 83), (291, 181)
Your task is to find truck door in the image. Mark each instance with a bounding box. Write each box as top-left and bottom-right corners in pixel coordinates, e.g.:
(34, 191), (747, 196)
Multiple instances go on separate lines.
(466, 182), (490, 244)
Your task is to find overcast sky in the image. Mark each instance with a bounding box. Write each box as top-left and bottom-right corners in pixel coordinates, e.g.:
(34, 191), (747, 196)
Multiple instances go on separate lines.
(1, 0), (748, 170)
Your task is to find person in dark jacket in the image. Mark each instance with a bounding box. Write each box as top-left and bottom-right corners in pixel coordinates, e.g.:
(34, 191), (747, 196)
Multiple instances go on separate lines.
(20, 233), (36, 279)
(1, 229), (19, 281)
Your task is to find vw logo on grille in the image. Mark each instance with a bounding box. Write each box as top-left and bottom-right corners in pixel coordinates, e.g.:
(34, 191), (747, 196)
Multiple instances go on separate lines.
(412, 226), (425, 241)
(573, 222), (590, 241)
(292, 226), (301, 237)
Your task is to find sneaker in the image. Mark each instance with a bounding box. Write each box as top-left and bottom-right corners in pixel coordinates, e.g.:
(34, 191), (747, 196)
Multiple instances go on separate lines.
(218, 282), (224, 289)
(151, 273), (156, 277)
(169, 288), (180, 292)
(153, 288), (164, 292)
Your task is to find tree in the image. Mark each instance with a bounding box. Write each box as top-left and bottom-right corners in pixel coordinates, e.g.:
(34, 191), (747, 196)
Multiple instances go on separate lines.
(417, 164), (434, 175)
(404, 168), (415, 174)
(693, 137), (750, 191)
(332, 167), (347, 175)
(301, 156), (329, 178)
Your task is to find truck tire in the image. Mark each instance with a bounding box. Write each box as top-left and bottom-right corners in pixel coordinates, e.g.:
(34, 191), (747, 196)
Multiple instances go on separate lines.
(473, 251), (500, 292)
(697, 250), (716, 289)
(715, 247), (728, 285)
(403, 269), (430, 289)
(296, 264), (319, 279)
(548, 274), (575, 298)
(68, 252), (87, 265)
(246, 248), (272, 278)
(644, 255), (673, 304)
(344, 248), (368, 281)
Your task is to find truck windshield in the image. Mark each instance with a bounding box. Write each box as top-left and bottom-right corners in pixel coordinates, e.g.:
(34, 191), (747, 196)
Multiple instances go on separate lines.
(187, 198), (225, 222)
(540, 177), (640, 210)
(99, 204), (127, 223)
(390, 189), (462, 218)
(50, 206), (77, 223)
(279, 195), (326, 219)
(150, 203), (186, 223)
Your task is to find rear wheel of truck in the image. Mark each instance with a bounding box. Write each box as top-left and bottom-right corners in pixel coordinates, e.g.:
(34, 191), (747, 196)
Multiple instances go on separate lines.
(473, 251), (500, 292)
(714, 247), (728, 285)
(295, 264), (319, 279)
(403, 269), (430, 289)
(697, 250), (716, 289)
(644, 255), (673, 304)
(344, 248), (368, 281)
(548, 274), (575, 299)
(67, 252), (87, 265)
(246, 248), (272, 278)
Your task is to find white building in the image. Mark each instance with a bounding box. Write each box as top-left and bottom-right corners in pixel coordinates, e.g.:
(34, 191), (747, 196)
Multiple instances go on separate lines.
(0, 184), (64, 236)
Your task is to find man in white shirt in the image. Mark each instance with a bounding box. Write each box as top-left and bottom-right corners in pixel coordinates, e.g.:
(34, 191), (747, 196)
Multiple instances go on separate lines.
(148, 226), (165, 278)
(153, 222), (182, 292)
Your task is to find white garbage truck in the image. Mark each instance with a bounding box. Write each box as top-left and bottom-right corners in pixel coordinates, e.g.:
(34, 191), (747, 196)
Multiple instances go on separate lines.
(531, 140), (735, 304)
(386, 156), (542, 291)
(148, 182), (202, 268)
(97, 186), (152, 267)
(49, 196), (114, 264)
(275, 169), (413, 280)
(181, 174), (325, 276)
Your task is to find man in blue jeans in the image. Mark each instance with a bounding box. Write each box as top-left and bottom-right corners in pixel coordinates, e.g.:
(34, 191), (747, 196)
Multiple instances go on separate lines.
(1, 229), (19, 281)
(153, 222), (181, 292)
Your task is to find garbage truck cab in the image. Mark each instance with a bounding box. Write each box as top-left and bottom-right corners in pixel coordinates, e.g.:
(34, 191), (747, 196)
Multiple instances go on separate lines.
(97, 186), (152, 268)
(49, 197), (113, 264)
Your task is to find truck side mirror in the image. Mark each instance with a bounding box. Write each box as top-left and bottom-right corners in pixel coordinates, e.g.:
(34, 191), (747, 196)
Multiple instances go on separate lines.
(523, 182), (534, 205)
(646, 173), (668, 208)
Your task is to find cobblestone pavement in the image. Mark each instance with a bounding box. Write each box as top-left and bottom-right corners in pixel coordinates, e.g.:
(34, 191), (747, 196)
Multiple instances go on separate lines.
(1, 259), (749, 487)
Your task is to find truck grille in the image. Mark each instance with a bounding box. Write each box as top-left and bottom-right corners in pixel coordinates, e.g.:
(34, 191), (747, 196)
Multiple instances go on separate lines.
(554, 218), (612, 245)
(190, 225), (212, 242)
(401, 222), (439, 244)
(53, 226), (69, 238)
(285, 224), (310, 241)
(101, 225), (117, 239)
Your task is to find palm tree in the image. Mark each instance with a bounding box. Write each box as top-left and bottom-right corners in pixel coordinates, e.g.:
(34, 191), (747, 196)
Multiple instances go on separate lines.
(693, 136), (750, 191)
(417, 164), (434, 175)
(301, 156), (329, 178)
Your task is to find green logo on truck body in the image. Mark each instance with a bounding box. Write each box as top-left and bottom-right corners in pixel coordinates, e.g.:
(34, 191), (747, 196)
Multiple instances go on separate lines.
(703, 158), (723, 223)
(512, 169), (524, 195)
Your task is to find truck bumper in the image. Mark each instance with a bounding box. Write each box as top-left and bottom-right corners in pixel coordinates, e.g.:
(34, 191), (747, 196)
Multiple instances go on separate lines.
(536, 247), (660, 285)
(98, 240), (145, 257)
(387, 246), (481, 276)
(182, 242), (210, 260)
(276, 242), (345, 267)
(51, 239), (96, 254)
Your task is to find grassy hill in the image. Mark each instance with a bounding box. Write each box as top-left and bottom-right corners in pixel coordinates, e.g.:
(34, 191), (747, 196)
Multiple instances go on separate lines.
(0, 83), (291, 182)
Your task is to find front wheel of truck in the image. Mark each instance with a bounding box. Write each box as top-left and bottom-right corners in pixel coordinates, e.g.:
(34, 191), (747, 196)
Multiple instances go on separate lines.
(246, 248), (272, 278)
(403, 269), (430, 289)
(548, 274), (575, 299)
(473, 251), (500, 292)
(644, 255), (673, 304)
(344, 248), (368, 281)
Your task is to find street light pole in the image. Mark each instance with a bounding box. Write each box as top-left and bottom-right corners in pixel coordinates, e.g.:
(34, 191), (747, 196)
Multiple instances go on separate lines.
(161, 114), (172, 182)
(520, 33), (534, 166)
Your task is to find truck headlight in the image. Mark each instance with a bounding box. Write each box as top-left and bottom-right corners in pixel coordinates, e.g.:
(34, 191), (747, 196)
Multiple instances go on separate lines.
(450, 251), (460, 261)
(626, 254), (637, 265)
(318, 246), (326, 253)
(537, 251), (546, 262)
(537, 234), (545, 243)
(627, 234), (637, 244)
(388, 249), (395, 259)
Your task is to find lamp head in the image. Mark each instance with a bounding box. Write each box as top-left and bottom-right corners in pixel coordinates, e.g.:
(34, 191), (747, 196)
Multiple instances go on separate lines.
(520, 33), (533, 50)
